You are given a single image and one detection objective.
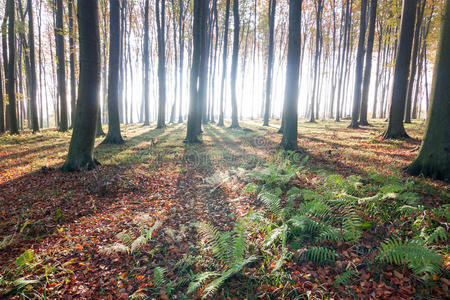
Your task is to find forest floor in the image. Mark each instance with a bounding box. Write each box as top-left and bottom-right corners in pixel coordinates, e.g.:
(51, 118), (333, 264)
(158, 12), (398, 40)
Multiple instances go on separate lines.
(0, 120), (448, 299)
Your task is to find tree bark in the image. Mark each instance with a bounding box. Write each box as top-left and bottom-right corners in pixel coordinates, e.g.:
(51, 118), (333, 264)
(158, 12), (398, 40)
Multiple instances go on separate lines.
(263, 0), (276, 126)
(348, 0), (368, 128)
(156, 0), (166, 128)
(229, 0), (240, 128)
(382, 0), (417, 139)
(407, 0), (450, 181)
(281, 0), (302, 151)
(102, 0), (124, 144)
(62, 0), (101, 171)
(143, 0), (150, 125)
(359, 0), (377, 125)
(218, 0), (230, 127)
(55, 0), (68, 132)
(68, 0), (77, 128)
(404, 0), (425, 123)
(7, 0), (18, 134)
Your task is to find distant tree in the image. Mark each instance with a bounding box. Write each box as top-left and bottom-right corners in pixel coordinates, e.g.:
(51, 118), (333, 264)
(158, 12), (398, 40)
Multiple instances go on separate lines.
(55, 0), (68, 132)
(143, 0), (150, 126)
(68, 0), (77, 128)
(263, 0), (276, 126)
(281, 0), (302, 151)
(229, 0), (240, 129)
(405, 0), (426, 123)
(103, 0), (124, 144)
(62, 0), (101, 171)
(359, 0), (377, 126)
(218, 0), (230, 127)
(0, 59), (3, 134)
(407, 0), (450, 181)
(178, 0), (189, 123)
(7, 0), (18, 135)
(186, 0), (208, 142)
(156, 0), (166, 129)
(382, 0), (417, 139)
(28, 0), (39, 133)
(309, 0), (323, 123)
(348, 0), (368, 128)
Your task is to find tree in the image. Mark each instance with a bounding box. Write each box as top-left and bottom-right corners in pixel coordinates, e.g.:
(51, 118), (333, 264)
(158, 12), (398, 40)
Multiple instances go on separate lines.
(309, 0), (323, 123)
(28, 0), (39, 133)
(218, 0), (231, 127)
(62, 0), (101, 171)
(143, 0), (150, 126)
(348, 0), (368, 128)
(0, 59), (3, 134)
(178, 0), (189, 123)
(359, 0), (377, 126)
(406, 0), (450, 181)
(68, 0), (77, 128)
(229, 0), (240, 129)
(382, 0), (417, 139)
(281, 0), (302, 151)
(102, 0), (124, 144)
(7, 0), (18, 135)
(156, 0), (166, 129)
(263, 0), (276, 126)
(405, 0), (425, 123)
(186, 0), (208, 142)
(55, 0), (68, 132)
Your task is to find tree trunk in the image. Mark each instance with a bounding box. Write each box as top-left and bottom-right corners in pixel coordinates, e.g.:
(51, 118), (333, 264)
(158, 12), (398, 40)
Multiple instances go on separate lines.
(143, 0), (150, 125)
(405, 0), (425, 123)
(309, 0), (323, 123)
(68, 0), (77, 128)
(281, 0), (302, 151)
(263, 0), (276, 126)
(218, 0), (230, 127)
(382, 0), (417, 139)
(229, 0), (240, 128)
(62, 0), (101, 171)
(407, 0), (450, 181)
(359, 0), (377, 125)
(7, 0), (18, 135)
(348, 0), (368, 128)
(186, 0), (208, 142)
(103, 0), (124, 144)
(156, 0), (166, 128)
(55, 0), (68, 132)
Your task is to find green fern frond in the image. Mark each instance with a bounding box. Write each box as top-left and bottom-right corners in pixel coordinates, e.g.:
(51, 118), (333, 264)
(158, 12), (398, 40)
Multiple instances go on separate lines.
(187, 271), (220, 294)
(264, 225), (287, 247)
(333, 269), (358, 286)
(303, 246), (336, 263)
(289, 215), (323, 235)
(426, 226), (447, 244)
(318, 227), (344, 242)
(259, 191), (282, 217)
(153, 266), (167, 289)
(378, 238), (442, 277)
(197, 222), (232, 263)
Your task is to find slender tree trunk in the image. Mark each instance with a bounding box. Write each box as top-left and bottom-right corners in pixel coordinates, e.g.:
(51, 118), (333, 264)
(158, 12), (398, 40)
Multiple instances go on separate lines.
(218, 0), (230, 127)
(359, 0), (377, 125)
(229, 0), (240, 128)
(407, 0), (450, 181)
(156, 0), (166, 128)
(263, 0), (276, 126)
(103, 0), (124, 144)
(186, 0), (208, 142)
(382, 0), (417, 139)
(309, 0), (324, 123)
(62, 0), (101, 171)
(336, 0), (351, 122)
(143, 0), (150, 125)
(372, 22), (383, 119)
(55, 0), (68, 132)
(348, 0), (368, 128)
(7, 0), (18, 134)
(68, 0), (77, 128)
(405, 0), (425, 123)
(281, 0), (302, 150)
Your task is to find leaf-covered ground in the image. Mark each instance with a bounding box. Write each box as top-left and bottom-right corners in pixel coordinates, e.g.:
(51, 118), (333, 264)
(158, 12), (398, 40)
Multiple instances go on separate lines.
(0, 120), (448, 299)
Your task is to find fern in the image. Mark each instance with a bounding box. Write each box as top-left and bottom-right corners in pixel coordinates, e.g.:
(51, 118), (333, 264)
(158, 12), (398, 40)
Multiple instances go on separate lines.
(318, 227), (344, 242)
(153, 266), (167, 290)
(259, 191), (282, 218)
(378, 238), (442, 278)
(426, 226), (447, 244)
(303, 246), (336, 263)
(333, 269), (358, 286)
